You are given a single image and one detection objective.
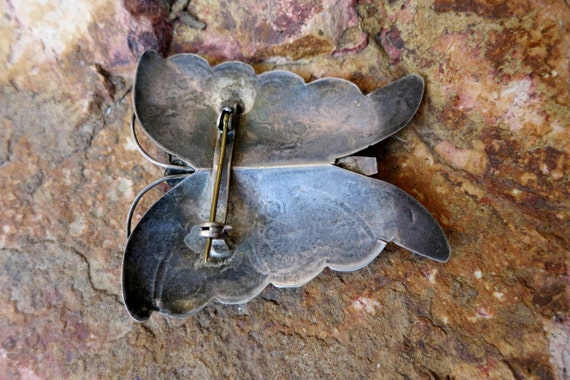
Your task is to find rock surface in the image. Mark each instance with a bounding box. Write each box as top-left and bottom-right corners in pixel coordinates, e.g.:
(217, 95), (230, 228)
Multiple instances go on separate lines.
(1, 0), (568, 378)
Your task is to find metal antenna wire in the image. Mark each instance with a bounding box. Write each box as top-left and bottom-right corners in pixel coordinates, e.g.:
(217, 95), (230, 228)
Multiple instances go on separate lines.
(126, 113), (194, 239)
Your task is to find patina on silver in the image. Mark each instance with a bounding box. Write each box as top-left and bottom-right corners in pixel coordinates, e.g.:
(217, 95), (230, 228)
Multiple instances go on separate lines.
(122, 51), (451, 321)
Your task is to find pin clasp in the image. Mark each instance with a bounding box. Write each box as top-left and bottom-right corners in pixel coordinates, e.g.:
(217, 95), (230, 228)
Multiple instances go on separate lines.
(203, 106), (237, 262)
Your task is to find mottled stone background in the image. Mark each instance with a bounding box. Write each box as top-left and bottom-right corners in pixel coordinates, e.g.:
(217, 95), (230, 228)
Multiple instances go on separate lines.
(1, 0), (568, 378)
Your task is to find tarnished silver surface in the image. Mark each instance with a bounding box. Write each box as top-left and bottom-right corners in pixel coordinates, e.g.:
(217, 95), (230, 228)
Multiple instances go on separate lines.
(123, 51), (450, 321)
(133, 51), (425, 169)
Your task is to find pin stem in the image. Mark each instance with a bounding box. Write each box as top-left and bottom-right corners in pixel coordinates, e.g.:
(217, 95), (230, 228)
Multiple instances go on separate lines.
(204, 107), (233, 262)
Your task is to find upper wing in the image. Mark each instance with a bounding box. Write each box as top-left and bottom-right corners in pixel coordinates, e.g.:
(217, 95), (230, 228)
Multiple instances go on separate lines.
(123, 165), (449, 320)
(134, 51), (424, 169)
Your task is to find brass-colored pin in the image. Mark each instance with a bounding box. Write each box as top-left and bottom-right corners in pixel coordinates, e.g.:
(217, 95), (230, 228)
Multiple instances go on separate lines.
(203, 107), (234, 262)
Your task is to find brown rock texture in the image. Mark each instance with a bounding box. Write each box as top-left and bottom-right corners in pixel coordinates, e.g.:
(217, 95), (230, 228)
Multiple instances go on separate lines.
(1, 0), (568, 378)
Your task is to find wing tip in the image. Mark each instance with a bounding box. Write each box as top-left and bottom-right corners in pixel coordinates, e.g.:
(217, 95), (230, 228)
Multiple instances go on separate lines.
(399, 224), (451, 263)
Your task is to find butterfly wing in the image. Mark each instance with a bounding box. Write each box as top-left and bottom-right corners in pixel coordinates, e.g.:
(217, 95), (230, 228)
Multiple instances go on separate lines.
(123, 166), (449, 320)
(133, 51), (424, 168)
(122, 170), (270, 321)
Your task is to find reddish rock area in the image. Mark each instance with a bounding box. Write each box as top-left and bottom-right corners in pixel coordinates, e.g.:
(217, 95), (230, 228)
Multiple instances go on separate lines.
(1, 0), (568, 378)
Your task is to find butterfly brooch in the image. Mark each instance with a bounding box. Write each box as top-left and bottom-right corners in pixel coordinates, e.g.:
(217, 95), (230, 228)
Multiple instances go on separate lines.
(122, 51), (450, 321)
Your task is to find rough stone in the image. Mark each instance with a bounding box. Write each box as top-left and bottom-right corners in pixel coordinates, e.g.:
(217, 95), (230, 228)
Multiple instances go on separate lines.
(0, 0), (568, 378)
